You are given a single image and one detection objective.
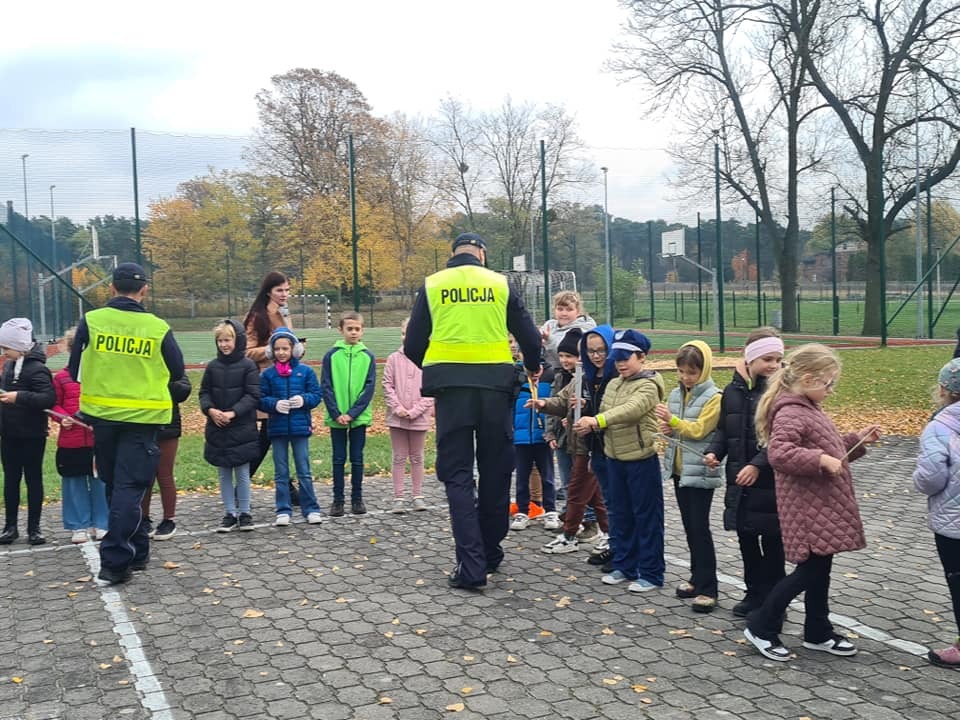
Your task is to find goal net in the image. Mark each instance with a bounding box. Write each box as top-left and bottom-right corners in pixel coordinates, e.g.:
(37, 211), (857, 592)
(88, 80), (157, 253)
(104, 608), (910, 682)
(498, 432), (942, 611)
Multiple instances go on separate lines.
(501, 270), (578, 325)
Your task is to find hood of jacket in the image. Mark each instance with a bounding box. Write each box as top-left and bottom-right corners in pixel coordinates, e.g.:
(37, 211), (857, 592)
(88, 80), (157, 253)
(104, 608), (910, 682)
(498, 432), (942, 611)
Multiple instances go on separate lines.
(581, 324), (616, 384)
(217, 319), (248, 363)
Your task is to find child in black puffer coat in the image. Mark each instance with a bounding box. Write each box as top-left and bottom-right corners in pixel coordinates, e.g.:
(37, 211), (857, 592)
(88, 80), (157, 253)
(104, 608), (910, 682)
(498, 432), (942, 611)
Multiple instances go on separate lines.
(0, 318), (56, 545)
(200, 320), (261, 532)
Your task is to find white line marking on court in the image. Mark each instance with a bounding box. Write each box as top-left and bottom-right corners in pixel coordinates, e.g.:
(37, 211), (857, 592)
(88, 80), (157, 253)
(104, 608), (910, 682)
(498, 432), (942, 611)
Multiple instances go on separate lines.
(79, 543), (174, 720)
(665, 552), (929, 657)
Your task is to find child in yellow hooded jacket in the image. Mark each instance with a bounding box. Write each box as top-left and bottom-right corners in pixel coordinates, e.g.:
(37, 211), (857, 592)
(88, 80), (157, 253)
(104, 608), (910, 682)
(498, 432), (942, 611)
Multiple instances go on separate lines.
(655, 340), (722, 613)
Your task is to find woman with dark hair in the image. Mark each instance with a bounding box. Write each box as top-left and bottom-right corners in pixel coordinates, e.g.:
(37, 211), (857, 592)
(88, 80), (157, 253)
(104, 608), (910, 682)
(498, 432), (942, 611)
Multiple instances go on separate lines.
(244, 271), (299, 503)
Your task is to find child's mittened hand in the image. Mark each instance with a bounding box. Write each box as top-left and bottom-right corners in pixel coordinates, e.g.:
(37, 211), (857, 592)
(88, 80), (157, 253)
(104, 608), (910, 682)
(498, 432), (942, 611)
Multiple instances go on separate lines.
(275, 399), (291, 414)
(288, 395), (304, 409)
(819, 453), (843, 476)
(654, 404), (671, 422)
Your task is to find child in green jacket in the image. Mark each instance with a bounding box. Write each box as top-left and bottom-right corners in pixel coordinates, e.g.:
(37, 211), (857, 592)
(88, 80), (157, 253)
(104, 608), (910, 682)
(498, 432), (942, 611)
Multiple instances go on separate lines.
(321, 311), (376, 516)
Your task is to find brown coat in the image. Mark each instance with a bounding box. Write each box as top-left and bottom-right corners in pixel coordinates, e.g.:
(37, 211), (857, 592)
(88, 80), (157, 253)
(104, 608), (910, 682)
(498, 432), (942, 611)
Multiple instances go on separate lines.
(766, 392), (867, 564)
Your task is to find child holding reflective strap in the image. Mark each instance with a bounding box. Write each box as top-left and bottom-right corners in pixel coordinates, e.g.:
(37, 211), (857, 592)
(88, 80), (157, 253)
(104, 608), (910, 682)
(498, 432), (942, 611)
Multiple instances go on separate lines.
(913, 358), (960, 669)
(573, 330), (666, 593)
(704, 328), (786, 617)
(743, 343), (881, 662)
(655, 340), (722, 613)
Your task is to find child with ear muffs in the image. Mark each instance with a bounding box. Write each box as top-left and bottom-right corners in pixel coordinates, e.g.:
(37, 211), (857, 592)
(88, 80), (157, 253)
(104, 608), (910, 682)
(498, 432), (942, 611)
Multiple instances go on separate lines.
(259, 327), (323, 527)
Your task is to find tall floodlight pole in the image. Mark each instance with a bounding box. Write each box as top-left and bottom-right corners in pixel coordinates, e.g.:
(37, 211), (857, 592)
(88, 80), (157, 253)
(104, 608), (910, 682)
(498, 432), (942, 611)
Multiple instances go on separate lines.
(713, 131), (726, 352)
(912, 63), (923, 338)
(21, 155), (29, 219)
(50, 185), (60, 337)
(21, 154), (32, 317)
(601, 167), (612, 325)
(349, 133), (360, 312)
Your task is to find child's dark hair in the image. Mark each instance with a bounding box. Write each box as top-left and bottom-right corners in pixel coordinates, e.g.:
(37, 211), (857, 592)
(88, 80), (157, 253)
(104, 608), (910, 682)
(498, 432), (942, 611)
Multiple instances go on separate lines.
(339, 311), (363, 329)
(675, 344), (704, 371)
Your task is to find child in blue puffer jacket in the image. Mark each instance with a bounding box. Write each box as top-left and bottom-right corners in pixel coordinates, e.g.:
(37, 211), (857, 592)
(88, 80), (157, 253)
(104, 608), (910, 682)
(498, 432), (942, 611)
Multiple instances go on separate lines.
(509, 336), (557, 531)
(260, 327), (323, 527)
(914, 358), (960, 669)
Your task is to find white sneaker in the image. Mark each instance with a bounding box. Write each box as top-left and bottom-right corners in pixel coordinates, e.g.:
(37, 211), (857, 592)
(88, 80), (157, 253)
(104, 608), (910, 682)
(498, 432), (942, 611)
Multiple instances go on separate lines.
(92, 528), (108, 541)
(390, 499), (406, 514)
(274, 514), (291, 527)
(412, 497), (428, 511)
(542, 511), (560, 530)
(306, 512), (323, 525)
(577, 523), (600, 543)
(591, 533), (610, 554)
(542, 533), (579, 554)
(71, 530), (89, 544)
(510, 513), (529, 531)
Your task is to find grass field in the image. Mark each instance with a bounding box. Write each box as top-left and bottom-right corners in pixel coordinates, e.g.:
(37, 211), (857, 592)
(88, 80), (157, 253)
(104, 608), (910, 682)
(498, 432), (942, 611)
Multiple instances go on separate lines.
(26, 343), (953, 508)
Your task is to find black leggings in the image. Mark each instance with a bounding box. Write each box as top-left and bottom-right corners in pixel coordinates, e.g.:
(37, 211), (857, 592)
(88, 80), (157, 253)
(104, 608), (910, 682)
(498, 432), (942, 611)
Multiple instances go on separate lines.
(935, 533), (960, 634)
(2, 437), (47, 531)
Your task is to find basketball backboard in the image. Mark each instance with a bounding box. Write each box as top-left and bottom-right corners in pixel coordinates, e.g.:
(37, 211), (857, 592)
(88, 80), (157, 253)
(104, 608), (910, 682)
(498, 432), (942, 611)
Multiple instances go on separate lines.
(661, 228), (686, 258)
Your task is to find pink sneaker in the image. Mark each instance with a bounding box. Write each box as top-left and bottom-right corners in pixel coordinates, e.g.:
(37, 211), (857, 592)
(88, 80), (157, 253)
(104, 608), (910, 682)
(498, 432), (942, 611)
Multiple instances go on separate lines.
(928, 642), (960, 669)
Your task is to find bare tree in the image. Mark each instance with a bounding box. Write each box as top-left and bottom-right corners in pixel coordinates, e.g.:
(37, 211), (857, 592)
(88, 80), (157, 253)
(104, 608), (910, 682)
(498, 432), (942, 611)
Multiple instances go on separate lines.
(248, 69), (381, 201)
(612, 0), (828, 331)
(795, 0), (960, 335)
(428, 97), (485, 228)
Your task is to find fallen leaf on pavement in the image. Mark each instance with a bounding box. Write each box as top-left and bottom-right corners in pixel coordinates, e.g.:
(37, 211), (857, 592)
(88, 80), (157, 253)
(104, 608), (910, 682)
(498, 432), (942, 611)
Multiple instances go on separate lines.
(241, 609), (264, 618)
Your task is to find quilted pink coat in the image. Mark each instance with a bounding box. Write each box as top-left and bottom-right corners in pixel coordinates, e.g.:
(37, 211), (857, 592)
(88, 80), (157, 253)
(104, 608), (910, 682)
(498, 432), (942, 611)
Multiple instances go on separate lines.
(382, 348), (433, 431)
(766, 392), (867, 564)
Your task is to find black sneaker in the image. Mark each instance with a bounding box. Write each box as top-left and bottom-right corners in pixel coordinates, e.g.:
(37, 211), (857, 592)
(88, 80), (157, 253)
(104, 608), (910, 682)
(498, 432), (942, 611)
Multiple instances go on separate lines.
(98, 566), (132, 585)
(153, 519), (176, 541)
(143, 516), (154, 538)
(27, 530), (46, 546)
(131, 557), (149, 571)
(587, 548), (612, 566)
(732, 596), (759, 618)
(237, 513), (254, 531)
(330, 500), (345, 517)
(290, 483), (300, 507)
(351, 500), (367, 515)
(216, 515), (238, 533)
(0, 526), (19, 545)
(601, 561), (614, 573)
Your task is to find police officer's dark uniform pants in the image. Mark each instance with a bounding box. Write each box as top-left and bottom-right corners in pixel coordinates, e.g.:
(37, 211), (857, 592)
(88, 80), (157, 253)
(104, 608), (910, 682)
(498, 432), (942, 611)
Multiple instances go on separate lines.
(94, 421), (161, 573)
(435, 387), (515, 585)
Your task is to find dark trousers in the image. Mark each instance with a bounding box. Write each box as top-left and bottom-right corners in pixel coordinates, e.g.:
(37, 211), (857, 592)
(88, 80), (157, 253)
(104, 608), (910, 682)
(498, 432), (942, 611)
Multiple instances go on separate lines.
(94, 422), (160, 573)
(514, 443), (556, 513)
(331, 426), (367, 502)
(1, 437), (46, 531)
(606, 455), (664, 585)
(435, 387), (514, 586)
(673, 478), (718, 598)
(563, 454), (608, 536)
(935, 533), (960, 632)
(739, 531), (786, 602)
(748, 553), (835, 643)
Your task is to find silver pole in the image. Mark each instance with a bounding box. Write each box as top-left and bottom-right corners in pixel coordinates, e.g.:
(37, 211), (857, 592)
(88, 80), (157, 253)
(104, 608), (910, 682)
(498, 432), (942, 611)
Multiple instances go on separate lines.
(38, 272), (46, 338)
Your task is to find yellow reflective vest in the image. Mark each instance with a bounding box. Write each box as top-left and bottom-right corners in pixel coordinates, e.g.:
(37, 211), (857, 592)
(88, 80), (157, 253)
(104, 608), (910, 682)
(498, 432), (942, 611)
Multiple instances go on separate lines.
(422, 265), (513, 366)
(79, 307), (173, 424)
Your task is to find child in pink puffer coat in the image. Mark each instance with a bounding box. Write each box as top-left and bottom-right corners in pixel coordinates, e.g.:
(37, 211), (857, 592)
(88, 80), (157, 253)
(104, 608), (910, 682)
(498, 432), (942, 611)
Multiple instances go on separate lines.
(383, 319), (433, 513)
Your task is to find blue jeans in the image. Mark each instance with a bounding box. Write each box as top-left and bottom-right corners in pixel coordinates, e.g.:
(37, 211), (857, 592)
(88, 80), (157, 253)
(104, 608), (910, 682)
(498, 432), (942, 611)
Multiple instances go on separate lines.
(331, 426), (367, 502)
(218, 463), (252, 516)
(514, 443), (556, 512)
(271, 437), (320, 516)
(61, 474), (109, 530)
(555, 449), (572, 507)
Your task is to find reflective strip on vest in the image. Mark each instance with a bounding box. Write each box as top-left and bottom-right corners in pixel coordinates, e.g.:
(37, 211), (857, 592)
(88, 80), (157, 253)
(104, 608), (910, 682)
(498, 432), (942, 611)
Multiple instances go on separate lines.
(422, 266), (512, 366)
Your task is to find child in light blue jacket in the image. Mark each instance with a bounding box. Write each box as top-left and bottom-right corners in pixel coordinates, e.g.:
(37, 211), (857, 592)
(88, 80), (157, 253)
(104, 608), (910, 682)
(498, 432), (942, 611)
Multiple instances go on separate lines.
(914, 358), (960, 669)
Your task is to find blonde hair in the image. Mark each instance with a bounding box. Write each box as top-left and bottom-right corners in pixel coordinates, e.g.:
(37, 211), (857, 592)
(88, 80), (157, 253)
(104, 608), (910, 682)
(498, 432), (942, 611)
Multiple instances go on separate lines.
(935, 386), (960, 408)
(213, 321), (236, 339)
(62, 326), (77, 351)
(553, 290), (582, 311)
(755, 343), (840, 445)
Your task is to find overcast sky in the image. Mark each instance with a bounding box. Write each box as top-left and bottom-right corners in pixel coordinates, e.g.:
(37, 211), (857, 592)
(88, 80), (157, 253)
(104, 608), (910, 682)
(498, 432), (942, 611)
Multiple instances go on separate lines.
(0, 0), (713, 227)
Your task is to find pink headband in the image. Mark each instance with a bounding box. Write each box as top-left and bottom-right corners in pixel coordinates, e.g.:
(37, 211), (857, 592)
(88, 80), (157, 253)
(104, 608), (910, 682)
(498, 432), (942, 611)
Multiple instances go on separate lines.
(744, 336), (784, 364)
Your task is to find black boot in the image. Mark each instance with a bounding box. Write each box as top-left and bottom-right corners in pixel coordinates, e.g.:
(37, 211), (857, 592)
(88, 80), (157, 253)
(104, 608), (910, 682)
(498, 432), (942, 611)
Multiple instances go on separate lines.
(0, 526), (18, 545)
(27, 529), (46, 546)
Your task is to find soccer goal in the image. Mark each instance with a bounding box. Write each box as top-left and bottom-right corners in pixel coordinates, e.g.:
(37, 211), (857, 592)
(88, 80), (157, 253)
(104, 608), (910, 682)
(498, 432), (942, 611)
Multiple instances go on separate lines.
(501, 270), (578, 325)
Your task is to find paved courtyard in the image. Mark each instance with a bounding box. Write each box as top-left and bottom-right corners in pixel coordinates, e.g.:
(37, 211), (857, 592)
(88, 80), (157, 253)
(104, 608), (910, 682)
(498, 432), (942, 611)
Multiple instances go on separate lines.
(1, 437), (958, 720)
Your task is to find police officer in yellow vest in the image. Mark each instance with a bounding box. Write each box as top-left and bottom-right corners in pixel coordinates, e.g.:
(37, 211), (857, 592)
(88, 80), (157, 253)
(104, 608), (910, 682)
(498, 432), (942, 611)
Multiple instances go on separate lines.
(68, 263), (185, 585)
(405, 233), (542, 589)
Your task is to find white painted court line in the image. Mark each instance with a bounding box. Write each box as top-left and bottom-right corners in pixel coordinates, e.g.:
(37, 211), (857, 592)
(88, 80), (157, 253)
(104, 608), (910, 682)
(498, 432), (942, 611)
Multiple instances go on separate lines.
(665, 552), (929, 657)
(79, 543), (174, 720)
